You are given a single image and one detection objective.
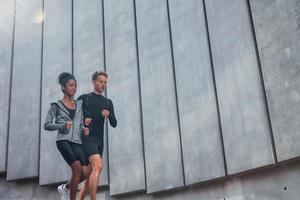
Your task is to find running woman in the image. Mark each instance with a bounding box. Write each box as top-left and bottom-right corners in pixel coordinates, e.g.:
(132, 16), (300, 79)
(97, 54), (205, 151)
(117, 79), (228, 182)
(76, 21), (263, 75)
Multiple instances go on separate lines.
(44, 72), (91, 200)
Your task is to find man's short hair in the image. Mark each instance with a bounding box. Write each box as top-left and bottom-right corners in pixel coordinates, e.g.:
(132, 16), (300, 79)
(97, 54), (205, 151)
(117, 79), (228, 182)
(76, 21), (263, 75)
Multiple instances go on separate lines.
(92, 71), (108, 81)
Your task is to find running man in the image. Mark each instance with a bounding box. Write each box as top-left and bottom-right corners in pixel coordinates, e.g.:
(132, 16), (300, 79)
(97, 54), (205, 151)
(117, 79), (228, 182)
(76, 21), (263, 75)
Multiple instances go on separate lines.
(77, 71), (117, 200)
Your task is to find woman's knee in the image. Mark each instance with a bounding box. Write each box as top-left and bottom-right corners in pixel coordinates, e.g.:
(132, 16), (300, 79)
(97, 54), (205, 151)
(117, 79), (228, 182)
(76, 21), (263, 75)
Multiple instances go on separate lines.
(71, 160), (82, 174)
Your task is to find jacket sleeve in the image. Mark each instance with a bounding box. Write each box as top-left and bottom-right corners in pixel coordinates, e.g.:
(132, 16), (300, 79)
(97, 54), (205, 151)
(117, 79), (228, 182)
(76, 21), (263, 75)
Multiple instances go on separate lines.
(108, 99), (117, 128)
(44, 104), (66, 131)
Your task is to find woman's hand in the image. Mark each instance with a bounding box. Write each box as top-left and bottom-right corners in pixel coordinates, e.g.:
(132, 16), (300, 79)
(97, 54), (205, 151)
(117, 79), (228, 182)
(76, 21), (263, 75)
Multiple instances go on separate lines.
(65, 121), (73, 129)
(84, 118), (92, 126)
(83, 127), (89, 136)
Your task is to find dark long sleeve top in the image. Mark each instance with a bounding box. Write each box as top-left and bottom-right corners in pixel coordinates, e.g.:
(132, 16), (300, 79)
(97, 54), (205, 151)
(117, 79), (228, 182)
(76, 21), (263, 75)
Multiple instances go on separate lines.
(78, 92), (117, 145)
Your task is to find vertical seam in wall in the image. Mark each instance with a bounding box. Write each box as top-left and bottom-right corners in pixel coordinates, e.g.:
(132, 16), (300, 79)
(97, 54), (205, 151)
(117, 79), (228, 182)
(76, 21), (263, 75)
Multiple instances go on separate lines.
(6, 0), (17, 173)
(38, 0), (45, 176)
(71, 0), (74, 75)
(102, 0), (107, 73)
(202, 0), (228, 176)
(133, 0), (147, 190)
(102, 0), (110, 185)
(246, 0), (278, 164)
(166, 0), (186, 186)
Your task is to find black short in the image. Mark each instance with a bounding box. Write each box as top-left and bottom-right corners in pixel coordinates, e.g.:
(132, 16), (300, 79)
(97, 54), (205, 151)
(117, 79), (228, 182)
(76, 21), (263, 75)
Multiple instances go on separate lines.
(56, 140), (89, 166)
(81, 137), (104, 159)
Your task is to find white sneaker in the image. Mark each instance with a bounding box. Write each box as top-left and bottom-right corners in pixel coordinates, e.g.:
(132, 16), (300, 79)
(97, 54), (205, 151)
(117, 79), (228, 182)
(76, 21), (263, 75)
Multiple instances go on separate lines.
(57, 184), (70, 200)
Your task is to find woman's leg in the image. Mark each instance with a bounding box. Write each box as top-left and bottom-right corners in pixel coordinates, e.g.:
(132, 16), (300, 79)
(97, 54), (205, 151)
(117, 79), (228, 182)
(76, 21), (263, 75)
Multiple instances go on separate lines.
(70, 160), (82, 200)
(62, 157), (91, 192)
(63, 164), (91, 190)
(75, 163), (91, 200)
(56, 141), (83, 200)
(73, 143), (92, 182)
(81, 165), (91, 180)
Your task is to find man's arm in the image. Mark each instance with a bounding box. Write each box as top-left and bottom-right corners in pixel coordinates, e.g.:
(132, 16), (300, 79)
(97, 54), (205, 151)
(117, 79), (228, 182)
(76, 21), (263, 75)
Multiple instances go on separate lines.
(108, 99), (117, 128)
(77, 94), (92, 118)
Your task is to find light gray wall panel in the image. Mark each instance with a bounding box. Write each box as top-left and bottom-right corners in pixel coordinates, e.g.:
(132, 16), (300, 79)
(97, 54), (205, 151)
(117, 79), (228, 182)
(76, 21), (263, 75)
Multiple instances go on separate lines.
(39, 0), (72, 185)
(104, 0), (145, 195)
(6, 0), (43, 181)
(73, 0), (109, 186)
(135, 0), (184, 193)
(168, 0), (226, 185)
(204, 0), (275, 174)
(224, 161), (300, 200)
(0, 0), (15, 173)
(249, 0), (300, 162)
(73, 0), (104, 94)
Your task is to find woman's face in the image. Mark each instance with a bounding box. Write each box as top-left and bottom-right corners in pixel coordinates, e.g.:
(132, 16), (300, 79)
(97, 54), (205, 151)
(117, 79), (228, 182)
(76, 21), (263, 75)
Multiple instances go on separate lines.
(62, 79), (77, 97)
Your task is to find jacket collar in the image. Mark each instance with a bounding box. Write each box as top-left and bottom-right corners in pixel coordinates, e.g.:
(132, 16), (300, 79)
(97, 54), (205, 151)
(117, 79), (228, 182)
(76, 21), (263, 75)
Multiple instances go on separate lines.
(52, 99), (81, 117)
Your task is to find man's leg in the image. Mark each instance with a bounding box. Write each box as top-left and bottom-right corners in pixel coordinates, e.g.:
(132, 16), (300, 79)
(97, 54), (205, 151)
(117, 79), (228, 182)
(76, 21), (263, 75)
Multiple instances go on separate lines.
(88, 154), (103, 200)
(76, 165), (91, 200)
(77, 177), (89, 200)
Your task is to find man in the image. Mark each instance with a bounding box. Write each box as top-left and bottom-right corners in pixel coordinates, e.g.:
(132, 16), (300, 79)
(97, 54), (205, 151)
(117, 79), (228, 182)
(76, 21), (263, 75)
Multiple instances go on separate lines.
(78, 71), (117, 200)
(58, 71), (117, 200)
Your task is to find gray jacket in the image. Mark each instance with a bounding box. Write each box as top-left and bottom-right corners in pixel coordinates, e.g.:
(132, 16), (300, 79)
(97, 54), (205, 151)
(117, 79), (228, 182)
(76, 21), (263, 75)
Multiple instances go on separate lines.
(44, 99), (84, 144)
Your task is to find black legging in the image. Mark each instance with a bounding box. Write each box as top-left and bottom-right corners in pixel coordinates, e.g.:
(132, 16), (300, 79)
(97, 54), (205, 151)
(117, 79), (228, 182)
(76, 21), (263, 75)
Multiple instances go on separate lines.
(56, 140), (88, 166)
(56, 140), (90, 200)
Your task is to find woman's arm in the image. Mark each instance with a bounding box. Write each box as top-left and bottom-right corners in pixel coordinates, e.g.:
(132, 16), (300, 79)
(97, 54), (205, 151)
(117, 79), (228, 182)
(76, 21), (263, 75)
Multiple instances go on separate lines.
(44, 104), (66, 131)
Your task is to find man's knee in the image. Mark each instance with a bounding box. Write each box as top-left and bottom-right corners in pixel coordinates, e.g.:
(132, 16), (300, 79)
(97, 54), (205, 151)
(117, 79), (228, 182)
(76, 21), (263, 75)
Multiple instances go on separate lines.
(91, 162), (103, 172)
(89, 155), (103, 172)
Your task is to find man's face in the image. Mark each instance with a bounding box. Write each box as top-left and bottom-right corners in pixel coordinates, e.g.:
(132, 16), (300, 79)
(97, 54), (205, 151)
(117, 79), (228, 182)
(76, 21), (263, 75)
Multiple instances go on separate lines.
(93, 75), (107, 94)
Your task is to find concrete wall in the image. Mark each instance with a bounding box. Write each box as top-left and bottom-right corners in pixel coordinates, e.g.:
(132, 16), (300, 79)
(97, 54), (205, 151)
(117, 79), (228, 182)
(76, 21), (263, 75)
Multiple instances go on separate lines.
(1, 161), (300, 199)
(7, 0), (42, 181)
(0, 0), (299, 199)
(0, 0), (14, 173)
(249, 0), (300, 163)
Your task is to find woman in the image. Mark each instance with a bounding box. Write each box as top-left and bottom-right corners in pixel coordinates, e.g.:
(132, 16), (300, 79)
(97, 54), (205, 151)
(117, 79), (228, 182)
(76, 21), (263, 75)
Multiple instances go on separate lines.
(44, 72), (91, 200)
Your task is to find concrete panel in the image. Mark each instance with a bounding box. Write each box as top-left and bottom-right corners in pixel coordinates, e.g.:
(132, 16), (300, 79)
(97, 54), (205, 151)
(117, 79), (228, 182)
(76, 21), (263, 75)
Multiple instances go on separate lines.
(249, 0), (300, 162)
(104, 0), (145, 195)
(168, 0), (226, 185)
(224, 161), (300, 200)
(204, 0), (275, 174)
(135, 0), (184, 193)
(73, 0), (108, 186)
(103, 181), (225, 200)
(39, 0), (72, 185)
(6, 0), (43, 181)
(0, 176), (61, 200)
(0, 0), (15, 173)
(73, 0), (104, 95)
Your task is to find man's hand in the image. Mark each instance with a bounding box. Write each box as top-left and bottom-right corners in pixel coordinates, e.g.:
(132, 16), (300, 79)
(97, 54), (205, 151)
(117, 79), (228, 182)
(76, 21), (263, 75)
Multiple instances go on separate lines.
(65, 121), (73, 129)
(84, 118), (92, 126)
(101, 109), (110, 118)
(83, 127), (89, 136)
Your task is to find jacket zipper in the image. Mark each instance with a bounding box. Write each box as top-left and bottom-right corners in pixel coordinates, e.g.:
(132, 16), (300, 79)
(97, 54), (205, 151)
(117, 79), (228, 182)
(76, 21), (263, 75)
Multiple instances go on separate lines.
(56, 102), (76, 142)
